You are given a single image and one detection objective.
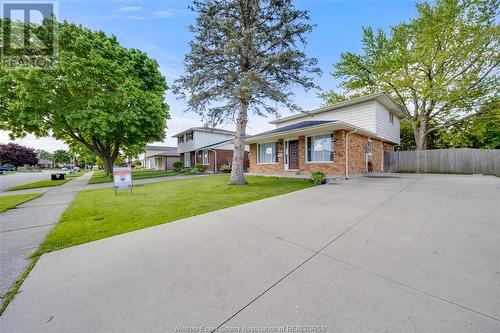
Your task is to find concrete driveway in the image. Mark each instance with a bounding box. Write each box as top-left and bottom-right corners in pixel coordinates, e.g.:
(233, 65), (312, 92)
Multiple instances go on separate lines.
(1, 174), (499, 332)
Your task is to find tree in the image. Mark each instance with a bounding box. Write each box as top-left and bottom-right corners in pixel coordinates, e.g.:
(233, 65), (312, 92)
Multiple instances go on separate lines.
(0, 143), (38, 167)
(330, 0), (499, 150)
(0, 21), (169, 174)
(68, 143), (97, 167)
(174, 0), (320, 184)
(36, 149), (53, 161)
(317, 91), (347, 106)
(53, 149), (71, 165)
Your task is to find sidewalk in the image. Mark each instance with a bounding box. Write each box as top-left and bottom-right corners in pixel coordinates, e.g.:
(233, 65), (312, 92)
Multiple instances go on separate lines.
(0, 172), (93, 297)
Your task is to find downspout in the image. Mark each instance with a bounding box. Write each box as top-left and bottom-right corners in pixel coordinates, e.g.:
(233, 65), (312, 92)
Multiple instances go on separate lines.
(209, 149), (217, 173)
(345, 129), (357, 180)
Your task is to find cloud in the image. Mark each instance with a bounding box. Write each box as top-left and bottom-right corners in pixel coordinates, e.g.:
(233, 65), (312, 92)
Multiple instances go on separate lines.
(118, 6), (141, 12)
(153, 11), (171, 18)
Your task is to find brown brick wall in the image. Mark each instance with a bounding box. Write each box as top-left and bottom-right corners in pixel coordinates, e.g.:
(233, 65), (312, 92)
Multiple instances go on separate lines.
(249, 140), (285, 173)
(190, 149), (248, 172)
(248, 130), (396, 177)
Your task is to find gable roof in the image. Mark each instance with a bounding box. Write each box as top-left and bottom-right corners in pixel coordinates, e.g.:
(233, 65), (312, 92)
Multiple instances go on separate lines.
(172, 127), (235, 138)
(196, 139), (234, 150)
(145, 145), (179, 158)
(269, 92), (406, 125)
(249, 121), (334, 138)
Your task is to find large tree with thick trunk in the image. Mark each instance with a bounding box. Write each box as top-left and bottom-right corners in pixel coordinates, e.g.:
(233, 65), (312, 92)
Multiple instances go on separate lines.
(174, 0), (320, 184)
(0, 22), (169, 174)
(322, 0), (499, 150)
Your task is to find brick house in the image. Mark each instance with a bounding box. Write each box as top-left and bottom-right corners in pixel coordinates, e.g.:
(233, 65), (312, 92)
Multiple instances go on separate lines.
(246, 93), (405, 178)
(173, 127), (249, 173)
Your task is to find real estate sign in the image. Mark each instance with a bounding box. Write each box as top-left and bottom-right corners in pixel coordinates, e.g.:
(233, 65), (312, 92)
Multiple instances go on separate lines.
(113, 167), (132, 192)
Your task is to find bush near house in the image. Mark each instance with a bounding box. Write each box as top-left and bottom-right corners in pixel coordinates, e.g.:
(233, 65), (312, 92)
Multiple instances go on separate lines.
(194, 164), (203, 173)
(173, 161), (183, 172)
(220, 164), (231, 173)
(311, 171), (326, 185)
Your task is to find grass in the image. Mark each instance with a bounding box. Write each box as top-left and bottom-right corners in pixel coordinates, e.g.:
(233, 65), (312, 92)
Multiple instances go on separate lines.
(0, 193), (42, 213)
(6, 179), (68, 191)
(35, 175), (313, 255)
(88, 169), (179, 184)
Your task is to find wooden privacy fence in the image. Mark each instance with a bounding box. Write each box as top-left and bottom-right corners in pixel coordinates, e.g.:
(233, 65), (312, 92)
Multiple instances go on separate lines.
(384, 149), (500, 176)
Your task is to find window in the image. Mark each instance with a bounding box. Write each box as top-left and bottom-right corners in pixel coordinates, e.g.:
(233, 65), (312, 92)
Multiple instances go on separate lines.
(307, 134), (333, 162)
(186, 131), (194, 141)
(184, 153), (191, 167)
(178, 135), (184, 144)
(202, 150), (209, 165)
(389, 113), (394, 124)
(366, 139), (373, 155)
(257, 142), (278, 164)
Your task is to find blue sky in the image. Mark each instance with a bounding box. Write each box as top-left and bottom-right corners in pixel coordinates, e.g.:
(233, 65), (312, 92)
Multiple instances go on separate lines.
(1, 0), (419, 151)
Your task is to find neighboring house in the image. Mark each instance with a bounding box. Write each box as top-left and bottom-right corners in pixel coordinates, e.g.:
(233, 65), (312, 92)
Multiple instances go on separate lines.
(141, 145), (180, 170)
(37, 159), (53, 169)
(173, 127), (249, 172)
(246, 92), (405, 178)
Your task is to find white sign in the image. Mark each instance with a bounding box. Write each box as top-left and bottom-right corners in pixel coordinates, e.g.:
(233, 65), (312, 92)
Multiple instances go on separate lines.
(113, 167), (132, 191)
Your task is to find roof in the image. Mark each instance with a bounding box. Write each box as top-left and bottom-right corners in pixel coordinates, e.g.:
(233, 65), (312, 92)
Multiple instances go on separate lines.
(246, 120), (398, 144)
(172, 127), (235, 138)
(196, 139), (234, 150)
(269, 92), (406, 125)
(38, 159), (53, 164)
(145, 145), (177, 152)
(249, 121), (334, 137)
(145, 145), (179, 158)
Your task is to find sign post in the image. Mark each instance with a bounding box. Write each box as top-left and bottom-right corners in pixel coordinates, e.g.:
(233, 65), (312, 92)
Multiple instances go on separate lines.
(113, 167), (132, 195)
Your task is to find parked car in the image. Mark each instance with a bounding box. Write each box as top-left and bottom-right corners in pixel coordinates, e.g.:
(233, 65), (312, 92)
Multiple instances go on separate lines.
(60, 167), (68, 171)
(0, 164), (16, 172)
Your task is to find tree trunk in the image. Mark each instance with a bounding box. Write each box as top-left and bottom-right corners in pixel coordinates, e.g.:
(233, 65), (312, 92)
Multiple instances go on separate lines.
(229, 102), (248, 185)
(103, 156), (115, 175)
(413, 118), (428, 150)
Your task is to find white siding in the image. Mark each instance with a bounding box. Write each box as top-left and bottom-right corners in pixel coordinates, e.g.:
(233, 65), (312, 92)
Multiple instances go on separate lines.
(177, 138), (195, 154)
(276, 101), (377, 132)
(374, 102), (400, 144)
(177, 130), (234, 153)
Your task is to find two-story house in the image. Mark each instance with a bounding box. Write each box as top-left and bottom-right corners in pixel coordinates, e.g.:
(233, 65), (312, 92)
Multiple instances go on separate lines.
(246, 92), (405, 178)
(173, 127), (249, 172)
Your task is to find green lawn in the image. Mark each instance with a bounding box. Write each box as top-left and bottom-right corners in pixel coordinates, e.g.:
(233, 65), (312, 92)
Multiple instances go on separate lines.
(35, 175), (313, 255)
(6, 179), (68, 191)
(0, 193), (42, 213)
(88, 169), (179, 184)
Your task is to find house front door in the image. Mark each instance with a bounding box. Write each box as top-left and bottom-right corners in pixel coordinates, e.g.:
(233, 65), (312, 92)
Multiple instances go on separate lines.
(289, 140), (299, 170)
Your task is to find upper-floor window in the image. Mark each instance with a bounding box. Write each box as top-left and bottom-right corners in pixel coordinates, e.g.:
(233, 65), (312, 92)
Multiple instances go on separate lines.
(307, 133), (333, 162)
(178, 135), (184, 144)
(389, 113), (394, 125)
(186, 132), (194, 141)
(257, 142), (278, 164)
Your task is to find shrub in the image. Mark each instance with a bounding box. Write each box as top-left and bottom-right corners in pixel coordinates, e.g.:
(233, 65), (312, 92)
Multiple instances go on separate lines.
(219, 164), (231, 173)
(194, 163), (203, 173)
(173, 161), (183, 172)
(311, 171), (326, 185)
